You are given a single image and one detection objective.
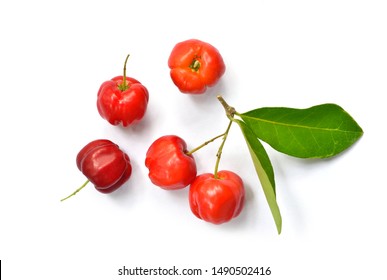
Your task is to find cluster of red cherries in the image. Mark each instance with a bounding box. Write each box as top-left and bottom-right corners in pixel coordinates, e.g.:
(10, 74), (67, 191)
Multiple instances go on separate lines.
(62, 39), (245, 225)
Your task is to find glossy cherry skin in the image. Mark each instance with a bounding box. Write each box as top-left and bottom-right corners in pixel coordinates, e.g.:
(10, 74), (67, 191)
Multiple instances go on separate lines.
(145, 135), (197, 190)
(168, 39), (226, 94)
(76, 139), (132, 193)
(189, 170), (245, 224)
(97, 76), (149, 127)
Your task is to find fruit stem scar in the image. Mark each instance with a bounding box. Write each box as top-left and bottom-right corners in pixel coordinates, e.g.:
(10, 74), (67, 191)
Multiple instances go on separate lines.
(189, 56), (201, 72)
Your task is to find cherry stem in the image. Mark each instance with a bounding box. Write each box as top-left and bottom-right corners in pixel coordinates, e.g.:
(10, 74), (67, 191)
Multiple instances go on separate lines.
(119, 54), (130, 91)
(186, 133), (225, 156)
(214, 120), (233, 179)
(60, 179), (90, 202)
(189, 55), (201, 72)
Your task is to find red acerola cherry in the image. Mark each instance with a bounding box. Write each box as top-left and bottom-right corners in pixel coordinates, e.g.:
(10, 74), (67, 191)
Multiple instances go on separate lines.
(97, 55), (149, 127)
(189, 170), (245, 224)
(76, 139), (132, 193)
(168, 39), (226, 94)
(145, 135), (197, 190)
(61, 139), (132, 201)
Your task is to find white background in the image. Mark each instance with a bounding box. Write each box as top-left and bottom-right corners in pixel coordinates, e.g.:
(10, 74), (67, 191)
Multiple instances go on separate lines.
(1, 0), (386, 279)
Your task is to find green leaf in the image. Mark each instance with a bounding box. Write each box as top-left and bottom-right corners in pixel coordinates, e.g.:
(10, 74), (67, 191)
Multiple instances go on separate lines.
(236, 119), (282, 234)
(239, 103), (363, 158)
